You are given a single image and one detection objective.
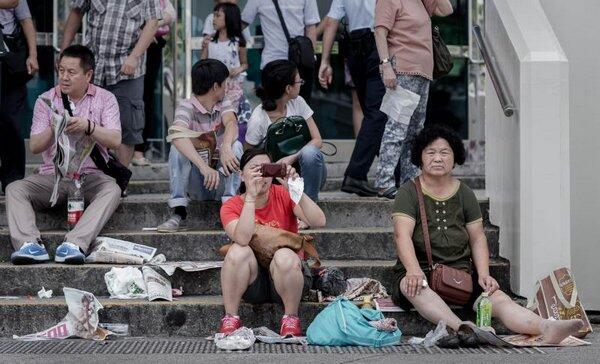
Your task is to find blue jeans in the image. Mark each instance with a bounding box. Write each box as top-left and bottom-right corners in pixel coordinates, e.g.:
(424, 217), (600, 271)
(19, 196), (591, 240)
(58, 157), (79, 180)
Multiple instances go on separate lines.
(298, 144), (327, 201)
(168, 141), (243, 207)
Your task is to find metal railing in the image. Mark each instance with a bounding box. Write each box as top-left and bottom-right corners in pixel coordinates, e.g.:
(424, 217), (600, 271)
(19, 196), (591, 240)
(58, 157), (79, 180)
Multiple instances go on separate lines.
(472, 24), (515, 117)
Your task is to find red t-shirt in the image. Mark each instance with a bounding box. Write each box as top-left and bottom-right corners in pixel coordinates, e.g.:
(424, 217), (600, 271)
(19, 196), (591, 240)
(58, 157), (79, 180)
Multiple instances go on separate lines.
(220, 184), (299, 233)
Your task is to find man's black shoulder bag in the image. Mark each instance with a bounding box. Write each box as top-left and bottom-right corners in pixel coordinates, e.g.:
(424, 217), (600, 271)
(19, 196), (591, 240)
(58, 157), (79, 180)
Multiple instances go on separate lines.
(271, 0), (315, 70)
(61, 92), (132, 192)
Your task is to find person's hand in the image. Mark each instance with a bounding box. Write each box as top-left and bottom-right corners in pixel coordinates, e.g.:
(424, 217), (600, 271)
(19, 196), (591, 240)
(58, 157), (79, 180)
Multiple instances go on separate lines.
(65, 117), (89, 135)
(380, 63), (397, 89)
(199, 164), (220, 190)
(478, 275), (499, 295)
(120, 55), (138, 75)
(318, 62), (333, 89)
(202, 35), (211, 49)
(276, 164), (299, 191)
(219, 145), (240, 177)
(401, 268), (426, 298)
(26, 55), (39, 75)
(245, 165), (263, 199)
(276, 155), (296, 168)
(229, 67), (242, 79)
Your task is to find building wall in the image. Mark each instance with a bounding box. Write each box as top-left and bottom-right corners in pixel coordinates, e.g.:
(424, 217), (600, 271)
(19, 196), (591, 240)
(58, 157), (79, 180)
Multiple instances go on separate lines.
(540, 0), (600, 310)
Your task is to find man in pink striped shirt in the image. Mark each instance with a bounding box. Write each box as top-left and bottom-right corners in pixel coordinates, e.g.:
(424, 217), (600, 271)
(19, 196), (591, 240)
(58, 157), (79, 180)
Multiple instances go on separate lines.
(5, 45), (122, 265)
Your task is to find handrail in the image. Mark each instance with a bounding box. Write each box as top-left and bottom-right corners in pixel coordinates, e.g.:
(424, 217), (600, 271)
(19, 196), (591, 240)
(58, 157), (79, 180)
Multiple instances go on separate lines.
(472, 25), (515, 117)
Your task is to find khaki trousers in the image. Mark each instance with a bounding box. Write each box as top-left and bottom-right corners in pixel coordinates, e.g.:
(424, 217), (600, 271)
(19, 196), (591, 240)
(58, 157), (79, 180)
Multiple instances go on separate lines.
(5, 173), (121, 253)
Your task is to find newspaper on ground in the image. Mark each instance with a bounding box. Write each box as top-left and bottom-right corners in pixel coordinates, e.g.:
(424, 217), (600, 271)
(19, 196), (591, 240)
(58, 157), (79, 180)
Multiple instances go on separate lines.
(215, 327), (256, 350)
(104, 266), (147, 299)
(460, 323), (591, 348)
(379, 85), (421, 125)
(99, 323), (129, 336)
(13, 287), (110, 341)
(142, 266), (173, 301)
(86, 237), (157, 264)
(37, 287), (53, 299)
(153, 261), (223, 276)
(254, 326), (308, 345)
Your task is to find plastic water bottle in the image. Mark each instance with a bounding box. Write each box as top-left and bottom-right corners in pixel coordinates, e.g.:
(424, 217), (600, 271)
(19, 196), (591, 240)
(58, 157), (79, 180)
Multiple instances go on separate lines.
(67, 173), (84, 229)
(476, 292), (493, 327)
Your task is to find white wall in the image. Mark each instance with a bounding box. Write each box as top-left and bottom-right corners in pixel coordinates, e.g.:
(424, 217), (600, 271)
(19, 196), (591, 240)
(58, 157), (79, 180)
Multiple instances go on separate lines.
(485, 0), (570, 298)
(539, 0), (600, 310)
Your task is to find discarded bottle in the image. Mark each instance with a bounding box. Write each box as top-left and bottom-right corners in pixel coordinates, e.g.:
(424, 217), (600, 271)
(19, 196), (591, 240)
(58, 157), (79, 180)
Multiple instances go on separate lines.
(476, 292), (493, 327)
(362, 295), (374, 310)
(67, 173), (84, 229)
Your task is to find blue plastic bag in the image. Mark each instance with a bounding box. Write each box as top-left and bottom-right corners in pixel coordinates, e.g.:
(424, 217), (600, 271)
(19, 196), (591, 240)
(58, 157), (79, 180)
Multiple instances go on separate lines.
(306, 297), (402, 347)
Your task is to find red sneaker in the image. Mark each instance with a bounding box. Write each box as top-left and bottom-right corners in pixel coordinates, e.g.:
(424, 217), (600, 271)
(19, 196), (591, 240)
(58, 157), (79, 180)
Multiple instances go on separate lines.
(280, 315), (302, 337)
(219, 314), (241, 335)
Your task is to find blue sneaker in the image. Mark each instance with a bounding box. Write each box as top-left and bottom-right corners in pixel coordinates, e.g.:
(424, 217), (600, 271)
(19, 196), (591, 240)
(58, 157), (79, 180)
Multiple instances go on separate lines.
(55, 242), (85, 264)
(11, 241), (50, 265)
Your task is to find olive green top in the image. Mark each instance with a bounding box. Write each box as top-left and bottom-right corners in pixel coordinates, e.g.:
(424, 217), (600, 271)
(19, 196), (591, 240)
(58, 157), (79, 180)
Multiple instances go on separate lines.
(391, 180), (483, 278)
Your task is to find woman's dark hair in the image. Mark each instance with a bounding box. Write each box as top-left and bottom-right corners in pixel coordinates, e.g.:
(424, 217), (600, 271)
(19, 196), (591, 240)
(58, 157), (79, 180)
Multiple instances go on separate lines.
(238, 148), (271, 194)
(191, 59), (229, 96)
(410, 124), (466, 167)
(60, 45), (95, 72)
(212, 3), (246, 47)
(255, 60), (298, 111)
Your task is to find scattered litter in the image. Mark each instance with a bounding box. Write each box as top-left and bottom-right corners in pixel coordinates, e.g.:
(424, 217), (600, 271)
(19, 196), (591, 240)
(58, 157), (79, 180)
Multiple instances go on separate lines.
(148, 254), (167, 264)
(152, 261), (223, 276)
(142, 227), (158, 231)
(142, 266), (172, 301)
(368, 318), (398, 333)
(37, 287), (53, 299)
(86, 237), (157, 264)
(408, 321), (448, 347)
(214, 327), (255, 350)
(99, 323), (129, 336)
(13, 288), (110, 341)
(172, 287), (184, 297)
(288, 177), (304, 204)
(104, 266), (147, 299)
(254, 327), (308, 345)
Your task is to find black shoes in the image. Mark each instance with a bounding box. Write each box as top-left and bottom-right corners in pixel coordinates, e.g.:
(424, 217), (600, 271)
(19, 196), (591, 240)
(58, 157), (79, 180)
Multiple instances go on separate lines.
(341, 176), (378, 197)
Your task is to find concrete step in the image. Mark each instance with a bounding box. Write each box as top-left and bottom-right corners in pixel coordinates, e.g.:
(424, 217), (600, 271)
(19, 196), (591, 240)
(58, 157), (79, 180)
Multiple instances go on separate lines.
(0, 192), (490, 231)
(0, 226), (500, 263)
(0, 259), (511, 298)
(0, 294), (517, 338)
(125, 175), (485, 195)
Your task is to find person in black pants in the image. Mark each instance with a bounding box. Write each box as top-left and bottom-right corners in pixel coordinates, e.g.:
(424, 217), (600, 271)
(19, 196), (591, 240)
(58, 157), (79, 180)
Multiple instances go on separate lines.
(0, 0), (39, 192)
(319, 0), (385, 197)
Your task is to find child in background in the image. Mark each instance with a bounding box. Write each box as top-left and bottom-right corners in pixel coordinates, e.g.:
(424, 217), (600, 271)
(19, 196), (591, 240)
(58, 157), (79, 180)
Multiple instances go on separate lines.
(202, 2), (251, 142)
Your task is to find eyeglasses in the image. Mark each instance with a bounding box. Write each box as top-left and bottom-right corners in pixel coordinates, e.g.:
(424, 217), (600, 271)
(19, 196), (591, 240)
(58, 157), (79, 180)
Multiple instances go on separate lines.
(294, 79), (305, 85)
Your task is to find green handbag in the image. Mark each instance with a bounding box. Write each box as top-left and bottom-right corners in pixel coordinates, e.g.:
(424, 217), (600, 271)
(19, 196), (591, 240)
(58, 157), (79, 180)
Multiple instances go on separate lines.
(265, 116), (312, 162)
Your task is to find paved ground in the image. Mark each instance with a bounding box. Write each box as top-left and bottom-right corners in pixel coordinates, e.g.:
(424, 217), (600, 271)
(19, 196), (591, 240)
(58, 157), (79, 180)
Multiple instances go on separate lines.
(0, 325), (597, 364)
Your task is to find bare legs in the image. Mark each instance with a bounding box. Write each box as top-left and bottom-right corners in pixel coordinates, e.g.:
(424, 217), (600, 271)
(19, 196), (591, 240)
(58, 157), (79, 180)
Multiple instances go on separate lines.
(117, 144), (134, 168)
(221, 246), (304, 316)
(400, 278), (584, 343)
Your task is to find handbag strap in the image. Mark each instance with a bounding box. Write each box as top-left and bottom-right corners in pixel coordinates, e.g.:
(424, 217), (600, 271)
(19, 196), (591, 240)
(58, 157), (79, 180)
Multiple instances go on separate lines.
(271, 0), (292, 42)
(414, 177), (434, 270)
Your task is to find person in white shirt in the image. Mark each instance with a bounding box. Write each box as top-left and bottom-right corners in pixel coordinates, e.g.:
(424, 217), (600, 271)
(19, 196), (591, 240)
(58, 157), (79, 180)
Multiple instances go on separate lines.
(245, 60), (326, 207)
(241, 0), (319, 104)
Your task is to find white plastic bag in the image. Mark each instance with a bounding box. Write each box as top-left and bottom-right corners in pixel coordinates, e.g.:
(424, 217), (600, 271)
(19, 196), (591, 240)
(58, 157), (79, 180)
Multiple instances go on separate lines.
(104, 267), (147, 299)
(214, 327), (255, 350)
(408, 320), (449, 347)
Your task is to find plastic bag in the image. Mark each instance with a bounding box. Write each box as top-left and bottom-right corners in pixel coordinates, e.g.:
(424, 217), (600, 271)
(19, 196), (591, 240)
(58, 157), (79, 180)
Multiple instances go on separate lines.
(104, 267), (147, 299)
(214, 327), (255, 350)
(408, 320), (448, 347)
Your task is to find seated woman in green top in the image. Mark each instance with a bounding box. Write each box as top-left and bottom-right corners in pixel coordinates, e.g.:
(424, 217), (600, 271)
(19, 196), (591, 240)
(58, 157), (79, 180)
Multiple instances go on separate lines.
(391, 125), (583, 344)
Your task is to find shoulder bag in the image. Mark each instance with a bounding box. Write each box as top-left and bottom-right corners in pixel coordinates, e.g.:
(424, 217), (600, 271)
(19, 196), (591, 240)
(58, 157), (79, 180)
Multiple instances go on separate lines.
(432, 25), (453, 79)
(414, 177), (473, 305)
(1, 22), (33, 84)
(61, 93), (132, 192)
(271, 0), (315, 70)
(264, 115), (311, 162)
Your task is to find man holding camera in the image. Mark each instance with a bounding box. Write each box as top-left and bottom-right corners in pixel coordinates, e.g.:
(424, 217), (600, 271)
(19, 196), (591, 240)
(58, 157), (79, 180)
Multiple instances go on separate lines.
(5, 45), (122, 265)
(157, 59), (243, 233)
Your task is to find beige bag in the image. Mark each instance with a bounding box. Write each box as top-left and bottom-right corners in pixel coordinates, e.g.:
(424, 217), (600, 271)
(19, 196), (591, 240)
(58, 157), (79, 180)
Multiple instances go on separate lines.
(527, 267), (592, 338)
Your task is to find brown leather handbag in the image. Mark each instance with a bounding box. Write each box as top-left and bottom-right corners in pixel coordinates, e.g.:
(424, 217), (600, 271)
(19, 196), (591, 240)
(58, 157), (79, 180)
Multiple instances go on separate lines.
(414, 177), (473, 305)
(219, 225), (321, 269)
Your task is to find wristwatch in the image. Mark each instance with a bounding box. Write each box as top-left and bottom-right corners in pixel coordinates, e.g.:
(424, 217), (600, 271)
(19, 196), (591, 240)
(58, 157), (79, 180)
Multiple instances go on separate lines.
(379, 58), (391, 65)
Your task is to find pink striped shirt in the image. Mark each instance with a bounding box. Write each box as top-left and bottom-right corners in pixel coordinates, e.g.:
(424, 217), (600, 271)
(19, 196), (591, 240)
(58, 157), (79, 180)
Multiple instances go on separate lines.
(31, 84), (121, 175)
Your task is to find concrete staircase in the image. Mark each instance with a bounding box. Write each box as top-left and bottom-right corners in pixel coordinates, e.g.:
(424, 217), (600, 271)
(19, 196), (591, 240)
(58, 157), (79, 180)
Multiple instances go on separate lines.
(0, 163), (503, 338)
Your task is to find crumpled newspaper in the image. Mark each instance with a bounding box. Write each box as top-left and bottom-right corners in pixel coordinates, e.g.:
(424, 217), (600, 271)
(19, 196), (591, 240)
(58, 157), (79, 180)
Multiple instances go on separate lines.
(288, 177), (304, 204)
(13, 288), (110, 341)
(142, 266), (173, 301)
(43, 98), (95, 207)
(254, 326), (308, 346)
(151, 260), (223, 276)
(86, 237), (157, 265)
(214, 327), (255, 350)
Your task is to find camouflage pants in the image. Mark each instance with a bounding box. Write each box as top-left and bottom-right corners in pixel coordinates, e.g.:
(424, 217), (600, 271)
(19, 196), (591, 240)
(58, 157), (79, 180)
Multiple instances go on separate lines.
(375, 74), (430, 189)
